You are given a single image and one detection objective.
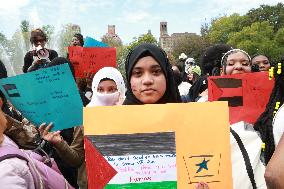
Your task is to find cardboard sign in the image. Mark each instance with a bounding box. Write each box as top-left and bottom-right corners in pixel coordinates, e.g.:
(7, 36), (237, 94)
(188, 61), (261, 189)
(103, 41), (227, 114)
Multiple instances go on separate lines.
(84, 36), (108, 47)
(208, 72), (274, 125)
(84, 102), (232, 189)
(0, 64), (83, 131)
(68, 47), (116, 78)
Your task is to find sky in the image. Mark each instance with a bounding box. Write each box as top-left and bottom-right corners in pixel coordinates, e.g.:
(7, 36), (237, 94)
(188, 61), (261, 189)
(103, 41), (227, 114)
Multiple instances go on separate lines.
(0, 0), (281, 45)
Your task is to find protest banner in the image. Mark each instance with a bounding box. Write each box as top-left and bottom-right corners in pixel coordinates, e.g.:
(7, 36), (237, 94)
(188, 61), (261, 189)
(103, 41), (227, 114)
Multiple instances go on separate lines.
(208, 72), (274, 124)
(0, 64), (83, 131)
(84, 102), (232, 189)
(68, 46), (116, 78)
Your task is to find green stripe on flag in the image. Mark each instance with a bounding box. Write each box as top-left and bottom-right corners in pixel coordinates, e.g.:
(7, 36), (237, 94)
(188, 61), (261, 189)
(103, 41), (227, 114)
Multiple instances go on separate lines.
(105, 181), (177, 189)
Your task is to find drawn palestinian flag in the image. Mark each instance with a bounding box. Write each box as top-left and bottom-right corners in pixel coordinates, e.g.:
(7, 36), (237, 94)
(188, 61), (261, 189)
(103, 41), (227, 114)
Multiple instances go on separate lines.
(85, 132), (177, 189)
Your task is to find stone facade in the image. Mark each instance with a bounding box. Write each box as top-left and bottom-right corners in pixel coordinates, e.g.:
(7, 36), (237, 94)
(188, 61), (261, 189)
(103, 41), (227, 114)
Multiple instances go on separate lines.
(102, 25), (122, 44)
(159, 22), (193, 53)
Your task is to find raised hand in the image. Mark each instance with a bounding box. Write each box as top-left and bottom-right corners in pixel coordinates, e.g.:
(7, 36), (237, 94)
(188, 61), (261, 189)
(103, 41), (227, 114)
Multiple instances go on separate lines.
(39, 123), (62, 145)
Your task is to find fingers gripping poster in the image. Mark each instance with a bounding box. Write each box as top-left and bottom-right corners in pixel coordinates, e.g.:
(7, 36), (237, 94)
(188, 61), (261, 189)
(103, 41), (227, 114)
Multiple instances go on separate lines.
(84, 102), (233, 189)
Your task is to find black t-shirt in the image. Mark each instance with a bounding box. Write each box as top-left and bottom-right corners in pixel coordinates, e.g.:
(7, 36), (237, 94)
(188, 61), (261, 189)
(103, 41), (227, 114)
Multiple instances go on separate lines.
(23, 49), (58, 73)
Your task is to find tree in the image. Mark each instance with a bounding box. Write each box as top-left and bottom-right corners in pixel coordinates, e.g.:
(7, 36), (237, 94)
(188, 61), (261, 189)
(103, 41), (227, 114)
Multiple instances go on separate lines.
(207, 13), (245, 44)
(42, 24), (55, 47)
(0, 32), (8, 50)
(245, 3), (284, 32)
(101, 34), (126, 78)
(227, 21), (281, 61)
(127, 32), (158, 51)
(172, 33), (208, 65)
(0, 32), (13, 75)
(8, 30), (26, 74)
(58, 23), (81, 56)
(20, 20), (31, 52)
(116, 45), (129, 79)
(20, 20), (30, 33)
(274, 27), (284, 60)
(101, 35), (122, 47)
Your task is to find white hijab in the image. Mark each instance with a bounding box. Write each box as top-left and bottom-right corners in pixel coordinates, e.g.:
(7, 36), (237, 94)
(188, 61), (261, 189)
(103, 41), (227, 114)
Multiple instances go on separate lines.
(87, 67), (126, 107)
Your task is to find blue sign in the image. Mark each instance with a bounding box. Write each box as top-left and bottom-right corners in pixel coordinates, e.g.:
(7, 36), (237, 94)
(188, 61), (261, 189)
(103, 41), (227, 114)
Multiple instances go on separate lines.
(84, 36), (108, 47)
(0, 64), (83, 131)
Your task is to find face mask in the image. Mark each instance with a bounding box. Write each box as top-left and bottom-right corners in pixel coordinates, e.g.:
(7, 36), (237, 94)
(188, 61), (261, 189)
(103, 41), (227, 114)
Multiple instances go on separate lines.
(94, 91), (120, 106)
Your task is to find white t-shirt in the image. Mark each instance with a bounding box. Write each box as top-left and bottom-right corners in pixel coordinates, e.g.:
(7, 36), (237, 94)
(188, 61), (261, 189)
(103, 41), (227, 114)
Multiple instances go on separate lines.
(230, 121), (267, 189)
(273, 104), (284, 146)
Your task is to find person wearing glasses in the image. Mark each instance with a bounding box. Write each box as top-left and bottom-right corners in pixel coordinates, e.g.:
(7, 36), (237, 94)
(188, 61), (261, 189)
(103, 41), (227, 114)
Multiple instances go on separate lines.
(23, 28), (58, 73)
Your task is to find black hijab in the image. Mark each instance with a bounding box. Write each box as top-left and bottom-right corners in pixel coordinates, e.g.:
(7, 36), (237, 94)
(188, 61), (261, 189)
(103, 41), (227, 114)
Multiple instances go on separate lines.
(187, 75), (208, 102)
(123, 43), (181, 105)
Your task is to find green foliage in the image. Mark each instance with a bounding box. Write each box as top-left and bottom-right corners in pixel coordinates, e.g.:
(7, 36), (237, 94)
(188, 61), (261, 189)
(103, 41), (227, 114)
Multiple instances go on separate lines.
(0, 32), (8, 49)
(20, 20), (30, 33)
(208, 13), (245, 44)
(101, 35), (122, 47)
(228, 22), (272, 51)
(8, 30), (26, 74)
(20, 20), (31, 51)
(172, 33), (208, 65)
(228, 22), (282, 61)
(101, 34), (127, 78)
(245, 3), (284, 32)
(127, 33), (158, 51)
(42, 24), (55, 47)
(275, 27), (284, 45)
(116, 45), (129, 79)
(204, 3), (284, 61)
(58, 23), (81, 57)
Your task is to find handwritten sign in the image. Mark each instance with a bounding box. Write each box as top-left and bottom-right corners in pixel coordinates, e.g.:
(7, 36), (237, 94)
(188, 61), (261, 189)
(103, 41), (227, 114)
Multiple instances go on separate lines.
(84, 36), (108, 47)
(208, 72), (274, 124)
(86, 132), (177, 188)
(68, 46), (83, 77)
(84, 102), (233, 189)
(0, 64), (83, 131)
(68, 47), (116, 78)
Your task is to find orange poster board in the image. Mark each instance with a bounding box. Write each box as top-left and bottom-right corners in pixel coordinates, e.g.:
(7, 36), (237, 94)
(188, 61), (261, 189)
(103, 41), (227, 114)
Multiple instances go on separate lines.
(84, 102), (232, 189)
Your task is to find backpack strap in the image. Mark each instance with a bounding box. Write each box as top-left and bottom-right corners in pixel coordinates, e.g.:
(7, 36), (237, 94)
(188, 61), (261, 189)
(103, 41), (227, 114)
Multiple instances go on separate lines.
(0, 146), (44, 189)
(230, 127), (257, 189)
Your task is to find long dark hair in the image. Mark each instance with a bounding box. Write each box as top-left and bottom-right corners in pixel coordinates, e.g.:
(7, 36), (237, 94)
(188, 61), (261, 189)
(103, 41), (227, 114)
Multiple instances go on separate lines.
(254, 61), (284, 164)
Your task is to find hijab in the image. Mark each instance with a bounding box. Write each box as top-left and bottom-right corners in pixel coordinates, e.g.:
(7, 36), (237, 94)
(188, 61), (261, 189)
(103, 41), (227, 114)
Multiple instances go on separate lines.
(123, 43), (181, 105)
(187, 75), (208, 102)
(87, 67), (126, 107)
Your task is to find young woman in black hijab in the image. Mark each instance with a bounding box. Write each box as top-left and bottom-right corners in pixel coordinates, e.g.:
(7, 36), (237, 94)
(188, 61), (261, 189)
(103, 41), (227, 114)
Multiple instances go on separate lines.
(123, 43), (181, 105)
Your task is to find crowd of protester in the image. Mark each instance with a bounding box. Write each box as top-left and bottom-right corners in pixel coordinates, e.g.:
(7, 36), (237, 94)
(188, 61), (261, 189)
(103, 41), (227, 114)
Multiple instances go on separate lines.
(0, 28), (283, 189)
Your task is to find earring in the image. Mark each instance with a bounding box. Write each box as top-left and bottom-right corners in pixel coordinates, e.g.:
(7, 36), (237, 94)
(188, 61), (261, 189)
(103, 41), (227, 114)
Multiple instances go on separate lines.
(269, 67), (274, 80)
(277, 63), (281, 75)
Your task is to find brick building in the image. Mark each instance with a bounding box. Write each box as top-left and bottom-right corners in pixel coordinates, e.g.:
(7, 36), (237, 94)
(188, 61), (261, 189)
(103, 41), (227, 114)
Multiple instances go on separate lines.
(102, 25), (122, 45)
(159, 22), (194, 53)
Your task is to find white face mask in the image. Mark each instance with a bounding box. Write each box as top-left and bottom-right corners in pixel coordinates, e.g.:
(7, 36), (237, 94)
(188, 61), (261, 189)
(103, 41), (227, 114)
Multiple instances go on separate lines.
(94, 91), (120, 106)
